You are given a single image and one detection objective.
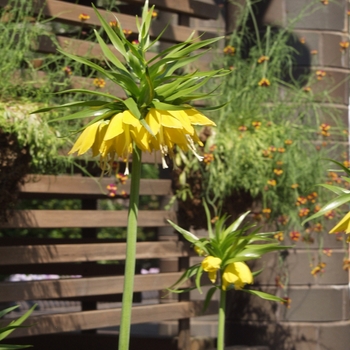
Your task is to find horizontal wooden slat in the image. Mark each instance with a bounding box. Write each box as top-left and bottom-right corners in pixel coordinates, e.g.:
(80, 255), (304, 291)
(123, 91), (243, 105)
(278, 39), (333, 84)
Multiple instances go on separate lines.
(0, 272), (185, 302)
(0, 241), (189, 265)
(1, 209), (176, 228)
(24, 0), (216, 43)
(122, 0), (219, 19)
(19, 175), (172, 198)
(4, 301), (217, 338)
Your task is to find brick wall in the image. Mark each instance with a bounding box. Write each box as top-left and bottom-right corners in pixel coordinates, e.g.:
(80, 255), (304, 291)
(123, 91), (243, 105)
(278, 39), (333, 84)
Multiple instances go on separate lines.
(225, 1), (350, 349)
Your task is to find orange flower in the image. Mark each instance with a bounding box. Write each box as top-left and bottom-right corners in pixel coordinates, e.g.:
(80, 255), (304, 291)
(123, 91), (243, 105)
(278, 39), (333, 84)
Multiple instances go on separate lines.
(343, 160), (350, 168)
(284, 139), (293, 145)
(106, 183), (117, 197)
(291, 183), (299, 189)
(307, 192), (318, 203)
(324, 210), (335, 220)
(123, 29), (133, 36)
(321, 0), (328, 4)
(299, 208), (310, 217)
(262, 150), (270, 157)
(281, 297), (291, 308)
(257, 55), (269, 63)
(343, 259), (350, 270)
(313, 223), (323, 232)
(274, 169), (283, 176)
(299, 37), (306, 44)
(311, 262), (326, 276)
(79, 13), (90, 21)
(262, 208), (271, 218)
(296, 196), (307, 206)
(151, 10), (158, 18)
(274, 232), (284, 241)
(316, 70), (326, 80)
(116, 173), (128, 185)
(340, 41), (349, 51)
(269, 146), (276, 152)
(120, 190), (128, 198)
(323, 248), (332, 257)
(320, 123), (330, 137)
(223, 45), (235, 55)
(276, 161), (283, 166)
(277, 215), (288, 225)
(277, 147), (285, 153)
(62, 66), (72, 75)
(303, 86), (311, 93)
(310, 49), (318, 55)
(109, 20), (119, 27)
(289, 231), (301, 241)
(93, 78), (106, 88)
(238, 125), (247, 132)
(252, 121), (261, 129)
(314, 204), (321, 213)
(258, 78), (270, 87)
(203, 153), (214, 164)
(267, 179), (277, 186)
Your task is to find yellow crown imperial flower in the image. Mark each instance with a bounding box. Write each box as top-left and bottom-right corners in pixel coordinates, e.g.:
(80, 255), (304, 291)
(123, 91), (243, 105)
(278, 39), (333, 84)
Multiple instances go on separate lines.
(222, 261), (253, 290)
(329, 211), (350, 234)
(201, 256), (222, 283)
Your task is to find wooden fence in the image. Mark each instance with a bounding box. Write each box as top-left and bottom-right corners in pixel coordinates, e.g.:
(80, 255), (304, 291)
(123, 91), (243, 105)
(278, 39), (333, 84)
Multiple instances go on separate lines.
(0, 0), (223, 349)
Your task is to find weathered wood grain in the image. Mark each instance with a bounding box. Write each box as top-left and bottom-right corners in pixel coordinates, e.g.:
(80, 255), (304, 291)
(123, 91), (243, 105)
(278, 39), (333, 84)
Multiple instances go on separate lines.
(0, 209), (176, 228)
(0, 272), (187, 302)
(0, 241), (189, 265)
(5, 301), (217, 338)
(18, 175), (172, 198)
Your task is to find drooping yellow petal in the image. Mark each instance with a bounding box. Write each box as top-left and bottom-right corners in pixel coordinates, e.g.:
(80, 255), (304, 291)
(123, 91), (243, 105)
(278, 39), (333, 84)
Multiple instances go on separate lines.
(91, 121), (109, 157)
(104, 113), (124, 140)
(329, 211), (350, 234)
(69, 122), (101, 156)
(167, 110), (194, 134)
(145, 108), (161, 135)
(202, 256), (222, 284)
(130, 124), (152, 152)
(222, 262), (253, 291)
(185, 108), (216, 126)
(159, 111), (184, 129)
(122, 110), (140, 127)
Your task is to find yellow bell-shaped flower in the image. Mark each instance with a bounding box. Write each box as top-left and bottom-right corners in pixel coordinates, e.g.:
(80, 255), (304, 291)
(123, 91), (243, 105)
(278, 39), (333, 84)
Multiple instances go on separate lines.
(222, 262), (253, 290)
(329, 211), (350, 234)
(201, 256), (222, 283)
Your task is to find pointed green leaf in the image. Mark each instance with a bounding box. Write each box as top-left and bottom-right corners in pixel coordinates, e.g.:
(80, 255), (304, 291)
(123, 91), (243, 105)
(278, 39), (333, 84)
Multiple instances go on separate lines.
(0, 345), (33, 349)
(202, 286), (217, 313)
(302, 193), (350, 225)
(195, 266), (204, 294)
(241, 289), (285, 303)
(31, 101), (109, 114)
(92, 5), (127, 57)
(0, 306), (19, 318)
(55, 89), (124, 102)
(48, 108), (111, 124)
(319, 183), (350, 195)
(167, 220), (199, 243)
(122, 97), (141, 119)
(222, 211), (250, 238)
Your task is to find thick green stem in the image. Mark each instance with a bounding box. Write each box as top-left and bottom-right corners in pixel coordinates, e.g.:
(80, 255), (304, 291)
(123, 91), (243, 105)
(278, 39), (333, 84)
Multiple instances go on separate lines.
(217, 288), (226, 350)
(118, 146), (142, 350)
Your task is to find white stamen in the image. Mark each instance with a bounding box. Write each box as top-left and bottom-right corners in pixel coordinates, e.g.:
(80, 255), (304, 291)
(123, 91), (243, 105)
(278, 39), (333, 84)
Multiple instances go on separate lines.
(124, 161), (129, 175)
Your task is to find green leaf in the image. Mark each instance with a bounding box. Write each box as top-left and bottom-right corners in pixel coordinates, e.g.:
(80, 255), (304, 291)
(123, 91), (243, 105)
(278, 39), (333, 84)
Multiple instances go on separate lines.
(0, 306), (19, 318)
(203, 200), (214, 239)
(92, 4), (127, 57)
(167, 220), (199, 243)
(57, 49), (114, 81)
(241, 289), (285, 303)
(202, 286), (217, 313)
(222, 211), (250, 239)
(122, 98), (141, 119)
(195, 265), (204, 294)
(151, 101), (188, 111)
(302, 193), (350, 225)
(167, 264), (200, 290)
(55, 89), (124, 102)
(93, 29), (128, 73)
(0, 304), (36, 341)
(319, 183), (350, 195)
(48, 108), (112, 124)
(31, 100), (110, 114)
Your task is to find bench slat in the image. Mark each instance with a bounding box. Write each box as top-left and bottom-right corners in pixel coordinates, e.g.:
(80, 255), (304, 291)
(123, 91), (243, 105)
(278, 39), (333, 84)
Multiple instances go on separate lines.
(0, 241), (188, 265)
(5, 301), (216, 338)
(20, 175), (172, 197)
(0, 272), (186, 302)
(1, 209), (176, 228)
(121, 0), (219, 20)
